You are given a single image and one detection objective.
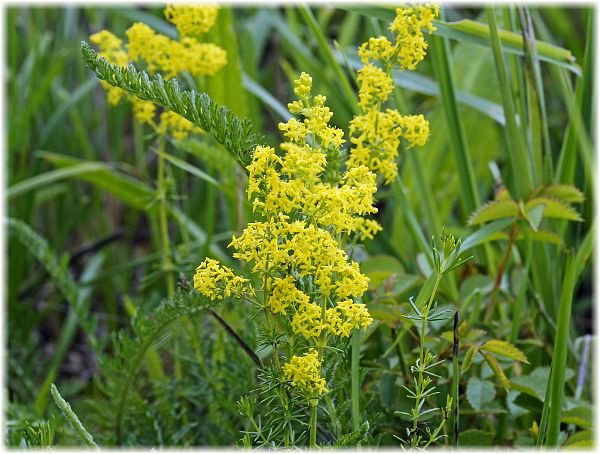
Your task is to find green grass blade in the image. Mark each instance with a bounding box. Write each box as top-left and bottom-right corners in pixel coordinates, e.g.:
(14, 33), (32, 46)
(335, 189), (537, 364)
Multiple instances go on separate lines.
(487, 6), (533, 200)
(7, 162), (107, 200)
(545, 252), (576, 446)
(298, 5), (358, 114)
(430, 11), (480, 218)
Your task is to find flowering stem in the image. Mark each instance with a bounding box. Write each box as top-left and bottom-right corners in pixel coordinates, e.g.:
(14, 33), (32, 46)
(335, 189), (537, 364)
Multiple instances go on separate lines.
(351, 329), (361, 433)
(309, 399), (318, 448)
(411, 271), (442, 446)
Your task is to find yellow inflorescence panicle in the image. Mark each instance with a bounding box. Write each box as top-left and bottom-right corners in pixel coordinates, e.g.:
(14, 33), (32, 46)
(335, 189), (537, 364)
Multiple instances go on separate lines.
(348, 3), (438, 184)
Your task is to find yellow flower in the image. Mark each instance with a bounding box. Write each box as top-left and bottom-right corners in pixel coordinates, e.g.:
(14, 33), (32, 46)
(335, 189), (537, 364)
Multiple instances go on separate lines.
(356, 63), (394, 110)
(390, 4), (439, 71)
(157, 111), (201, 140)
(89, 30), (129, 105)
(326, 300), (373, 337)
(268, 276), (309, 314)
(291, 302), (324, 339)
(283, 349), (328, 395)
(194, 258), (251, 301)
(132, 99), (156, 125)
(164, 4), (220, 37)
(126, 22), (226, 79)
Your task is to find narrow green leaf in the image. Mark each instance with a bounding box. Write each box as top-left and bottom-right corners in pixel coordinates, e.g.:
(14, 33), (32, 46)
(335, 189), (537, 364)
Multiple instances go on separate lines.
(563, 430), (593, 448)
(7, 162), (107, 200)
(50, 384), (99, 449)
(461, 345), (479, 374)
(483, 352), (510, 391)
(488, 6), (533, 199)
(157, 149), (221, 188)
(545, 252), (576, 446)
(430, 7), (480, 219)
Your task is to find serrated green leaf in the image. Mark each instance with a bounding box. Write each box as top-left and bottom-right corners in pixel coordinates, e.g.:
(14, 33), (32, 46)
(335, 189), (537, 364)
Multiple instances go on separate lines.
(462, 344), (479, 373)
(563, 430), (593, 448)
(562, 407), (592, 428)
(541, 184), (584, 203)
(467, 199), (519, 225)
(525, 203), (545, 231)
(466, 377), (496, 411)
(482, 352), (510, 391)
(481, 340), (529, 363)
(525, 196), (582, 221)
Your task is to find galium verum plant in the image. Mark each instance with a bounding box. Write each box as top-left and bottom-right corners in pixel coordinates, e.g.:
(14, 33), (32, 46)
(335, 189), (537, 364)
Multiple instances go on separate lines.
(193, 3), (439, 447)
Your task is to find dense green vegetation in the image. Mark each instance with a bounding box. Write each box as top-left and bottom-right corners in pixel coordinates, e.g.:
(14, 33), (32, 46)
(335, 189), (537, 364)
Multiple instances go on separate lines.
(6, 4), (593, 449)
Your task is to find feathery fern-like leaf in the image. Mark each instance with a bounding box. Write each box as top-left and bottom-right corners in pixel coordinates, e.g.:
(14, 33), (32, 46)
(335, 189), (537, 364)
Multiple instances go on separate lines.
(80, 41), (264, 171)
(93, 289), (217, 444)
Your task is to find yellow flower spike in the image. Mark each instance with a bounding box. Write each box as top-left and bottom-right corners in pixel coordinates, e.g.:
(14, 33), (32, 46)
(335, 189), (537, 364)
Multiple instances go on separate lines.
(283, 349), (328, 395)
(164, 4), (220, 37)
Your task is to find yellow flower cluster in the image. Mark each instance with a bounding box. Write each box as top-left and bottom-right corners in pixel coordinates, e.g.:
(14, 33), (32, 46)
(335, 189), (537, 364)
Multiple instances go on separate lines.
(348, 109), (430, 184)
(126, 23), (227, 78)
(283, 349), (328, 395)
(268, 276), (309, 314)
(348, 4), (438, 184)
(89, 31), (129, 105)
(358, 4), (438, 71)
(90, 6), (226, 140)
(219, 75), (377, 345)
(164, 4), (220, 37)
(194, 258), (252, 301)
(157, 111), (202, 140)
(229, 216), (369, 300)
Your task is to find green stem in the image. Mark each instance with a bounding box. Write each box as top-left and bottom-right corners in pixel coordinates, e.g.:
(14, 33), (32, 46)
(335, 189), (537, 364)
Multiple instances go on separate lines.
(351, 329), (361, 433)
(157, 137), (175, 297)
(452, 311), (460, 448)
(412, 272), (443, 442)
(309, 400), (318, 448)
